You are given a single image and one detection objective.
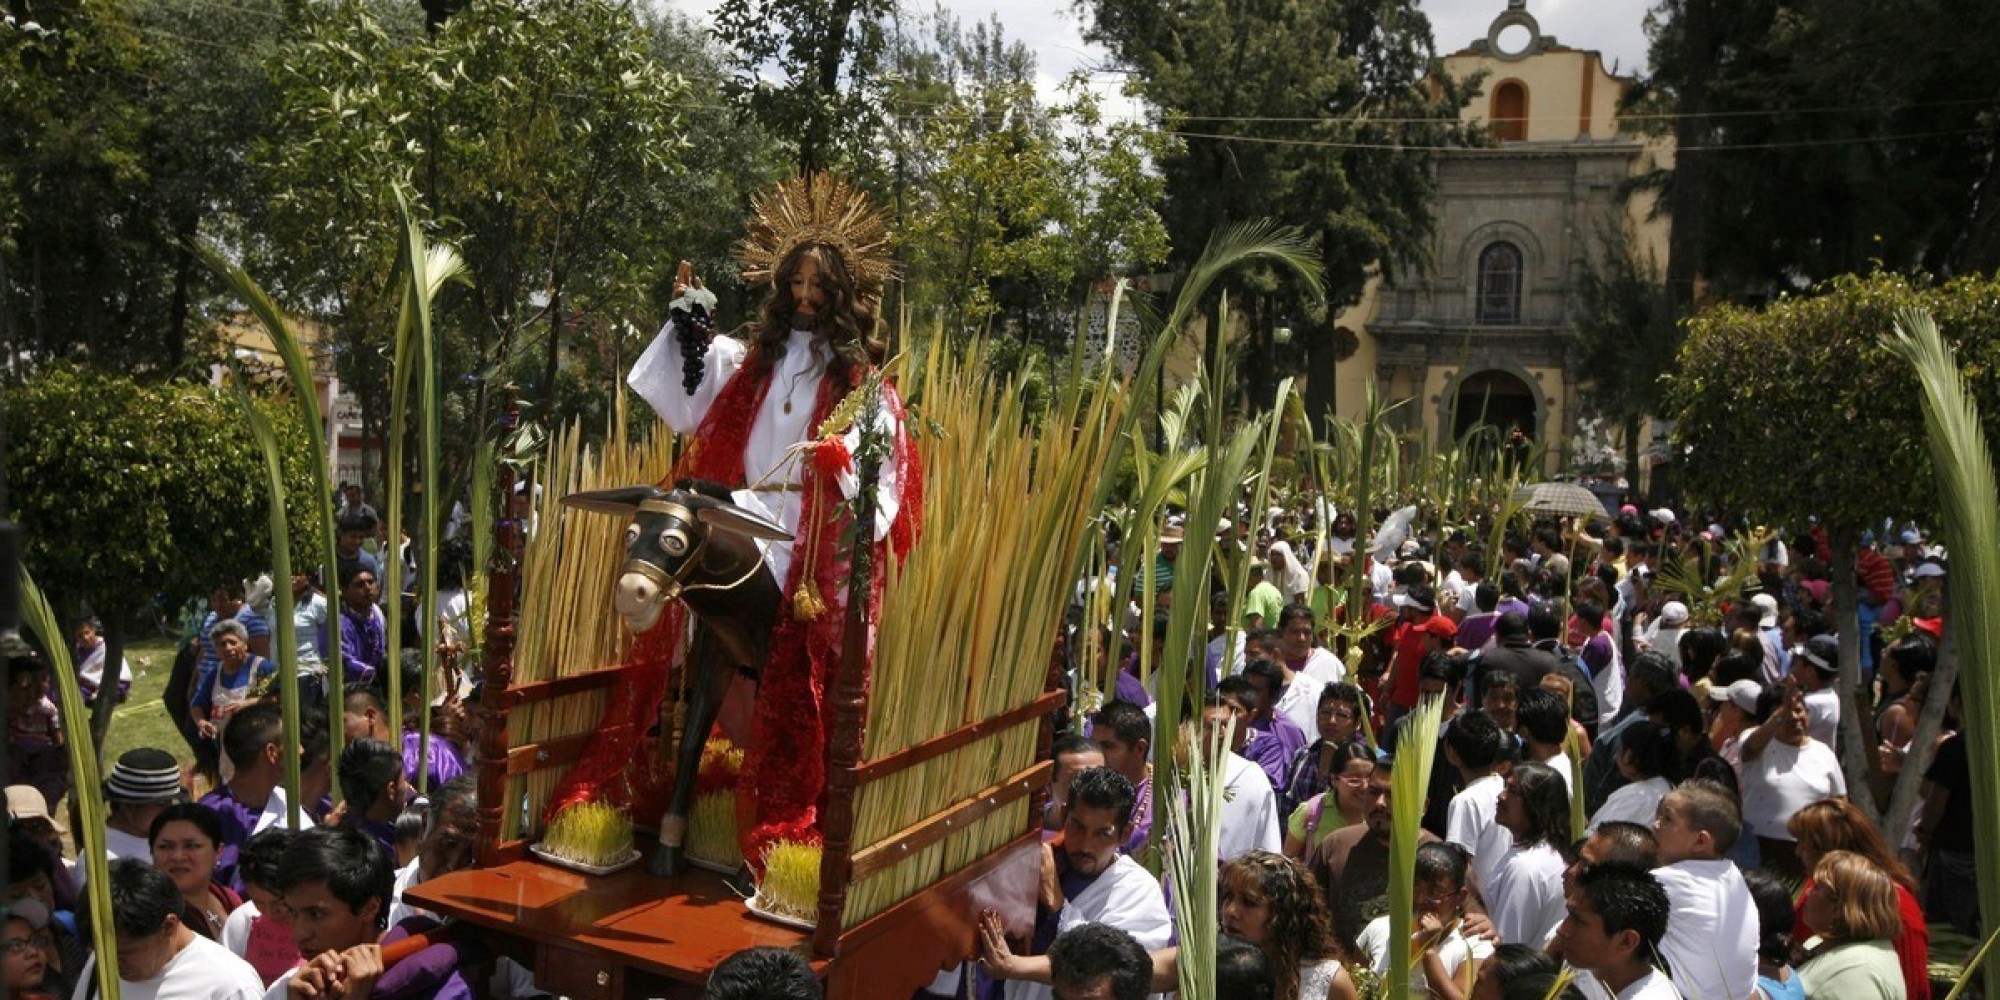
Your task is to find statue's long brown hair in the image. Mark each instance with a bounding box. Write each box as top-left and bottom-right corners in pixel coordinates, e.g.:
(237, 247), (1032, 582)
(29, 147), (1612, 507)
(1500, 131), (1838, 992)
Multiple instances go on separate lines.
(747, 242), (881, 387)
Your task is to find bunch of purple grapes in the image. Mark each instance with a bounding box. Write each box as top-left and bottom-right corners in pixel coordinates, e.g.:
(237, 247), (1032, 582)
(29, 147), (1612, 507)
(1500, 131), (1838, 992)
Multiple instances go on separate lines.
(677, 304), (716, 394)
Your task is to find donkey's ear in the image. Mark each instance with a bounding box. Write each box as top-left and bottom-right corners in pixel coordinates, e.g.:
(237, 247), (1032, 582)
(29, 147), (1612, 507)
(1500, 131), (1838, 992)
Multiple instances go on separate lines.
(695, 504), (794, 542)
(560, 485), (662, 516)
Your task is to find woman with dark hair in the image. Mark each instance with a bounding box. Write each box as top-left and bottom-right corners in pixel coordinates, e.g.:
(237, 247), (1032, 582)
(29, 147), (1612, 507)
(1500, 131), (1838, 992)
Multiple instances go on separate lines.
(148, 803), (241, 941)
(1282, 741), (1375, 860)
(1488, 762), (1572, 945)
(1788, 799), (1930, 1000)
(1746, 869), (1805, 1000)
(1798, 852), (1908, 1000)
(1218, 851), (1357, 1000)
(1873, 638), (1935, 785)
(1678, 627), (1729, 691)
(1587, 722), (1681, 832)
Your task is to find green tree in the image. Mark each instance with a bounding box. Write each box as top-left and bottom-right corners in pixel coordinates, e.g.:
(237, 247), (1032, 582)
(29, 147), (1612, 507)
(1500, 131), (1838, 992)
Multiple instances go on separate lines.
(1639, 0), (2000, 300)
(0, 0), (284, 374)
(251, 0), (694, 499)
(1079, 0), (1480, 419)
(1666, 271), (2000, 833)
(887, 12), (1171, 339)
(711, 0), (895, 173)
(4, 366), (319, 746)
(1573, 224), (1675, 484)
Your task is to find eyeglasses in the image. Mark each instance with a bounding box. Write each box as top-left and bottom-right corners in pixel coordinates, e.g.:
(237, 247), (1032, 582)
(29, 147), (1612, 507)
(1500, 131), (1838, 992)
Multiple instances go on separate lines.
(2, 932), (51, 954)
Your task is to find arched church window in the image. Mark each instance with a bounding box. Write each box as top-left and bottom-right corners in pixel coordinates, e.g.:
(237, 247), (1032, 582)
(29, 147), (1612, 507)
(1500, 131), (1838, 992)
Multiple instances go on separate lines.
(1478, 242), (1523, 325)
(1492, 81), (1528, 141)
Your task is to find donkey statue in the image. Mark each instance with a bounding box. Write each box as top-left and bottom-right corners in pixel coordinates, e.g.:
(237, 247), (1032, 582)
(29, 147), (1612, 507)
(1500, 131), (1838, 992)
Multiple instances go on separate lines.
(560, 480), (790, 877)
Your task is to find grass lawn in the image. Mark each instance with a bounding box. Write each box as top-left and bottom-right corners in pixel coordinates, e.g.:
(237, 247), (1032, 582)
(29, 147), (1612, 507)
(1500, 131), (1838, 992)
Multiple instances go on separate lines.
(102, 638), (197, 770)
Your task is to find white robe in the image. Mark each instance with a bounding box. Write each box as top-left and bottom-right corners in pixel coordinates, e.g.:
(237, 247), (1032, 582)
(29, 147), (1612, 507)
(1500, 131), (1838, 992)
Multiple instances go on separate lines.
(628, 322), (901, 588)
(1004, 853), (1173, 1000)
(1218, 753), (1284, 861)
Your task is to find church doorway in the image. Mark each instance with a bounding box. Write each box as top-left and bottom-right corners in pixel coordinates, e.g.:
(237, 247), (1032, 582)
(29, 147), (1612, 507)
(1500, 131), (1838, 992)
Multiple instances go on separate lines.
(1451, 369), (1539, 442)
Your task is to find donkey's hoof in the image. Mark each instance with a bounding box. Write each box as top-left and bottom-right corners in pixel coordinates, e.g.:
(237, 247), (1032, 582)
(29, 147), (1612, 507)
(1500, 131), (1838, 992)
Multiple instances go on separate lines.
(649, 845), (688, 878)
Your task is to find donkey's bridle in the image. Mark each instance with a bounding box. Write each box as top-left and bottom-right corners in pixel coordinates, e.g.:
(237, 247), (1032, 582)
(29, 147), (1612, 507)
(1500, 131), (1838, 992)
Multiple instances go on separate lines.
(622, 497), (770, 603)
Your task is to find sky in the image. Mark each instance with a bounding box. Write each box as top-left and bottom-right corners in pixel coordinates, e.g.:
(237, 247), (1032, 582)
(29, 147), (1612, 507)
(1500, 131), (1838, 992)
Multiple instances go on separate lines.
(661, 0), (1657, 108)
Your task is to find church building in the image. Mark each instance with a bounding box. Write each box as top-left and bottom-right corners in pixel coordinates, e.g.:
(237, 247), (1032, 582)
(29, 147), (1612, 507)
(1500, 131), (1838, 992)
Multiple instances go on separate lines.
(1328, 0), (1671, 474)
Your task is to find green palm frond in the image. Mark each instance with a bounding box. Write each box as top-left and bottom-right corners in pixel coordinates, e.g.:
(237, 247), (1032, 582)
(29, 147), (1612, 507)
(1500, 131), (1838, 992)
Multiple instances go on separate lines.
(1167, 715), (1234, 999)
(17, 570), (120, 1000)
(1389, 695), (1445, 1000)
(1884, 307), (2000, 1000)
(193, 241), (348, 778)
(231, 387), (305, 828)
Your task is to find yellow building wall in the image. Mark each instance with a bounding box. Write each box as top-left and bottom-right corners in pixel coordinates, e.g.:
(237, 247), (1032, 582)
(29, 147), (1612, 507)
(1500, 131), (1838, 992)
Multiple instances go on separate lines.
(1443, 47), (1629, 142)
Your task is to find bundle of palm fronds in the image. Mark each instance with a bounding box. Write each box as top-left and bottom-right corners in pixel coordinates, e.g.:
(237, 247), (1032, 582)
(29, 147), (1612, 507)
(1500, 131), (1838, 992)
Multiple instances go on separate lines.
(1652, 526), (1772, 626)
(839, 330), (1128, 927)
(500, 415), (674, 840)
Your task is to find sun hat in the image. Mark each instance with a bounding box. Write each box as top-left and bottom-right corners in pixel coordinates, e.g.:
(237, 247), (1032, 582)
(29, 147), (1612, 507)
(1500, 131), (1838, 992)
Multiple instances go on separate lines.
(1912, 560), (1946, 579)
(0, 898), (49, 931)
(1658, 601), (1690, 627)
(1707, 678), (1763, 714)
(103, 748), (186, 805)
(1750, 593), (1779, 629)
(4, 786), (64, 834)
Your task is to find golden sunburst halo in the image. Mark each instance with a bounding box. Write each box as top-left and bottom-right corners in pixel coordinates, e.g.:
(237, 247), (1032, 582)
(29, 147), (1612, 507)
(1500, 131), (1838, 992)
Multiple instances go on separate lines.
(737, 172), (896, 300)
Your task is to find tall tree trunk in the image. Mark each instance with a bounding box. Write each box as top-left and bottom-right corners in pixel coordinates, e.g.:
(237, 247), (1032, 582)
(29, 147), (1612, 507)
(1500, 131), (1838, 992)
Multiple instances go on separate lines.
(802, 0), (862, 174)
(1828, 530), (1881, 825)
(1884, 625), (1959, 836)
(91, 624), (122, 760)
(1665, 0), (1714, 317)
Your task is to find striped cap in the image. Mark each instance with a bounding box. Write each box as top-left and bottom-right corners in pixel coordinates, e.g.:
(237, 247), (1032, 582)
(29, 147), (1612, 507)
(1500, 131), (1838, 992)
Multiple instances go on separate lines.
(103, 748), (185, 804)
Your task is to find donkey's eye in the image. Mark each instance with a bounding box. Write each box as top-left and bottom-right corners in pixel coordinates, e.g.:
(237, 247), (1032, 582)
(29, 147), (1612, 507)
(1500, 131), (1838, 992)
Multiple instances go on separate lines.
(662, 529), (690, 556)
(625, 524), (641, 547)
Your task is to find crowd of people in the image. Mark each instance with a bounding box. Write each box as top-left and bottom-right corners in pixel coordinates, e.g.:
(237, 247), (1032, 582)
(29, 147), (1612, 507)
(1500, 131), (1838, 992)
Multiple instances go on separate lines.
(968, 502), (1967, 1000)
(0, 482), (1979, 1000)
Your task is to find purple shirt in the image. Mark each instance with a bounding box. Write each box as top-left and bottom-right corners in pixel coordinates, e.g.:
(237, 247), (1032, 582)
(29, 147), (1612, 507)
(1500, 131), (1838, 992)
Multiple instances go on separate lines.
(402, 730), (468, 791)
(1113, 665), (1151, 710)
(338, 603), (385, 687)
(196, 784), (263, 891)
(1454, 612), (1499, 652)
(1242, 715), (1307, 792)
(376, 917), (476, 1000)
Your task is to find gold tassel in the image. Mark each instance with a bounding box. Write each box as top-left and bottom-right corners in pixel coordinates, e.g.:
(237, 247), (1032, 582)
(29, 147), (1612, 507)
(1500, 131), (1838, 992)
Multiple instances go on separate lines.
(792, 580), (826, 621)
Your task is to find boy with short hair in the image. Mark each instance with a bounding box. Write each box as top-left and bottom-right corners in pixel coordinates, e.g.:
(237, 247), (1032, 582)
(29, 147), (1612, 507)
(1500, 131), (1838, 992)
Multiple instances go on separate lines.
(1650, 779), (1758, 1000)
(1443, 710), (1511, 895)
(1556, 861), (1678, 1000)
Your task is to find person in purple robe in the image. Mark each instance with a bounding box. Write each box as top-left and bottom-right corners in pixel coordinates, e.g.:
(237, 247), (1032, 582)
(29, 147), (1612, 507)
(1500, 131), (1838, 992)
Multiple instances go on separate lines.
(1232, 666), (1308, 792)
(337, 567), (386, 689)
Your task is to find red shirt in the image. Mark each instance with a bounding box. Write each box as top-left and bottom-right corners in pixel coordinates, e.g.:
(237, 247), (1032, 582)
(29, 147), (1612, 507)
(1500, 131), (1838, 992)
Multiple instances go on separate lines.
(1389, 612), (1457, 708)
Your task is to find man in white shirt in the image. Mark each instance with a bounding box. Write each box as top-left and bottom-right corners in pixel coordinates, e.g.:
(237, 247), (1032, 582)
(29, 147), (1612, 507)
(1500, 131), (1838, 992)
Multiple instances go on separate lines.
(101, 748), (188, 864)
(1650, 780), (1759, 1000)
(1556, 861), (1682, 1000)
(1202, 694), (1284, 861)
(1443, 711), (1512, 895)
(982, 767), (1174, 1000)
(72, 860), (263, 1000)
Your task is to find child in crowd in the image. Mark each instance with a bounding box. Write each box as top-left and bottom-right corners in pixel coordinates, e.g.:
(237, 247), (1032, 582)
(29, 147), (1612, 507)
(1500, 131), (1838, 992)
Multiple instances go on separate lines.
(6, 657), (65, 814)
(1356, 842), (1493, 1000)
(1746, 870), (1804, 1000)
(221, 828), (302, 987)
(1650, 779), (1760, 1000)
(1, 899), (57, 1000)
(335, 739), (413, 858)
(394, 804), (428, 869)
(1555, 860), (1678, 1000)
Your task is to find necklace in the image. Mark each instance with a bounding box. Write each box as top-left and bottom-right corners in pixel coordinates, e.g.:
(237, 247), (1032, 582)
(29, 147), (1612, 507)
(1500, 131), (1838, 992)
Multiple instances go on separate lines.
(781, 366), (813, 415)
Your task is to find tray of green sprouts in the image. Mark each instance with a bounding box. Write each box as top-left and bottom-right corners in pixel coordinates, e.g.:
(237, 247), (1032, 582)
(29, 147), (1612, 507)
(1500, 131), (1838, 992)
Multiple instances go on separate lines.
(532, 802), (640, 876)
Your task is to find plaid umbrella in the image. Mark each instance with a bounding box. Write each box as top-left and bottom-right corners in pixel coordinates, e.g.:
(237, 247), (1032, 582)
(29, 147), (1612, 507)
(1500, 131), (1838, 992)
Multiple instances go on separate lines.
(1512, 481), (1610, 519)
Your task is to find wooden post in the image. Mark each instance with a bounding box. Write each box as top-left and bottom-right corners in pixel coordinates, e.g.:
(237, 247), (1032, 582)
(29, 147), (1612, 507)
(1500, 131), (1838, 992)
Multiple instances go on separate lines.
(1028, 633), (1069, 836)
(476, 454), (522, 867)
(814, 388), (883, 958)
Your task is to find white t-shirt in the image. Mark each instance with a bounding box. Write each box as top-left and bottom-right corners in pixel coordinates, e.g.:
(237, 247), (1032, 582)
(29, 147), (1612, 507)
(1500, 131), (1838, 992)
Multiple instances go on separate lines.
(1740, 739), (1846, 842)
(219, 901), (257, 957)
(1588, 775), (1672, 833)
(1576, 968), (1685, 1000)
(387, 858), (430, 926)
(105, 826), (153, 862)
(1654, 858), (1759, 1000)
(1538, 750), (1578, 803)
(71, 933), (264, 1000)
(1485, 841), (1568, 946)
(1218, 753), (1284, 861)
(1446, 773), (1512, 896)
(1276, 671), (1328, 736)
(1356, 914), (1494, 992)
(1803, 687), (1840, 747)
(1297, 647), (1345, 687)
